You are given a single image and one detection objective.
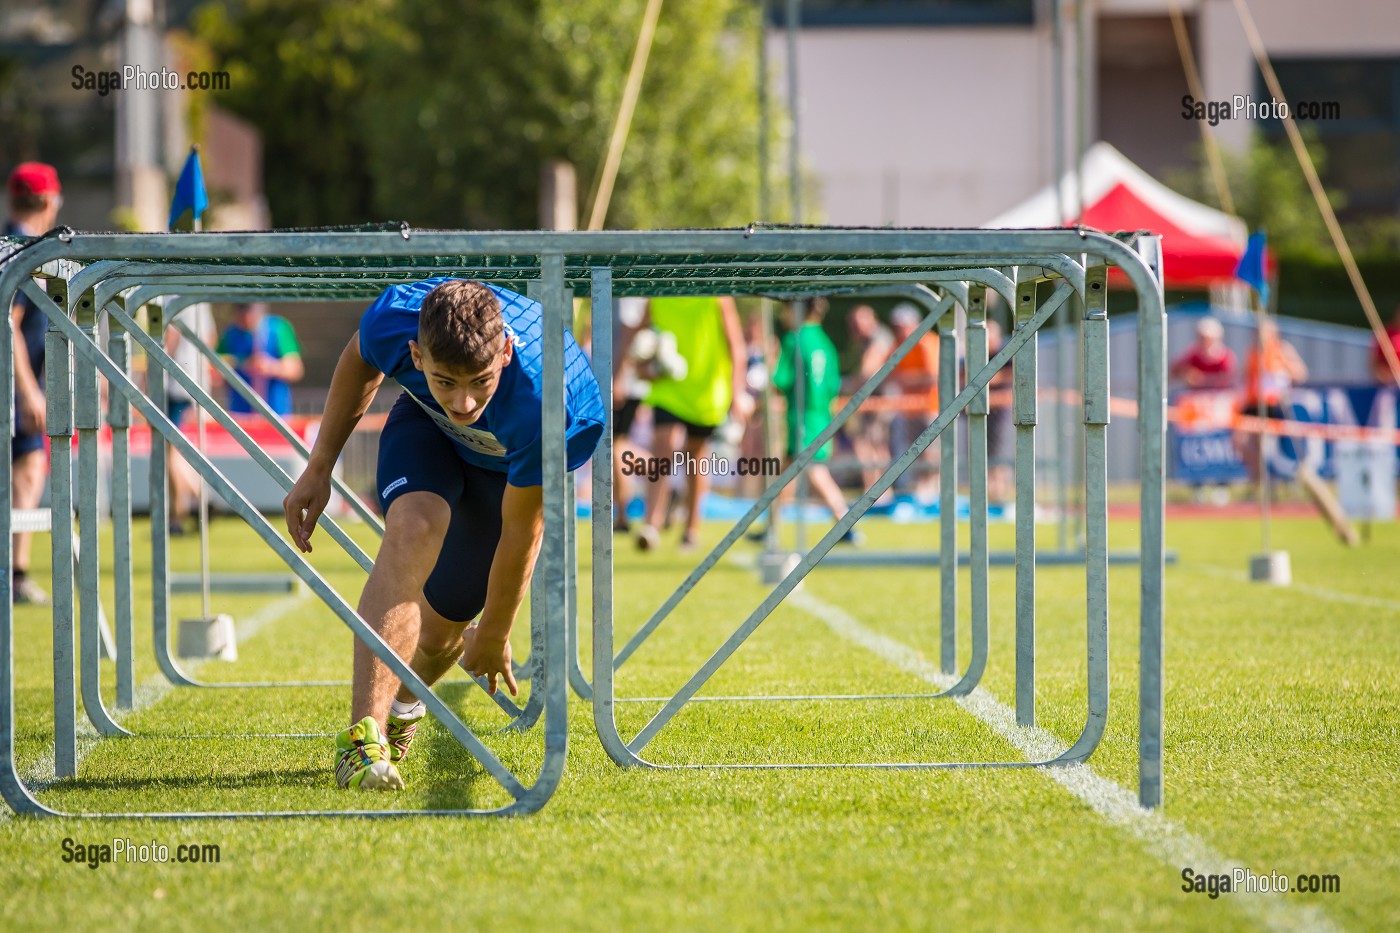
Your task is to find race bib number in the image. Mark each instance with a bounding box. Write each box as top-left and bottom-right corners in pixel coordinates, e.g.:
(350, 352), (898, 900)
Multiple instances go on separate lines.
(406, 392), (508, 457)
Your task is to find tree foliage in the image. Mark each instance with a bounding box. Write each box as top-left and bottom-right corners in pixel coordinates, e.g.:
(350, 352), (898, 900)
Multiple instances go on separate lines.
(195, 0), (768, 229)
(1165, 131), (1340, 257)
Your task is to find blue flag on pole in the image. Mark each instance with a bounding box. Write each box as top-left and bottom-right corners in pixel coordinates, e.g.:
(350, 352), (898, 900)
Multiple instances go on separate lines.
(168, 147), (208, 230)
(1234, 230), (1269, 306)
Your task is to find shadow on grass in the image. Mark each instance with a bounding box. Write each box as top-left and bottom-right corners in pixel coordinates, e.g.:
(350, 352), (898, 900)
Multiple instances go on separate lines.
(53, 765), (325, 793)
(416, 681), (492, 811)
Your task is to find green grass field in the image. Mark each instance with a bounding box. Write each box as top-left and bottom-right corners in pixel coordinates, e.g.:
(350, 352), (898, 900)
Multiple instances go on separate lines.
(1, 509), (1396, 931)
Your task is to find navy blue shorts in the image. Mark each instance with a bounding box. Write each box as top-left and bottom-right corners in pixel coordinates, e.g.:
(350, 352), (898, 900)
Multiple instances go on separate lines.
(11, 427), (44, 460)
(167, 398), (193, 426)
(376, 393), (507, 623)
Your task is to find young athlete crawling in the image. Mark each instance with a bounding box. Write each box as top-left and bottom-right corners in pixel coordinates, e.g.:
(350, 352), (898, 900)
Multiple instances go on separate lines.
(283, 278), (604, 790)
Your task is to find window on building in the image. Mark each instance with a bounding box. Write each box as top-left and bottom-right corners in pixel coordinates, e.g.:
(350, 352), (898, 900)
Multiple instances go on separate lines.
(771, 0), (1036, 28)
(1257, 57), (1400, 220)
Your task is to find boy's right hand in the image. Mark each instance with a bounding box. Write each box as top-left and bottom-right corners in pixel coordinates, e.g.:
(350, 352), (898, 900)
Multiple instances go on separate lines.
(283, 467), (332, 553)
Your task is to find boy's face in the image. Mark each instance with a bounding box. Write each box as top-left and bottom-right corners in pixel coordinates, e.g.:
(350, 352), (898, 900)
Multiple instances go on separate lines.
(409, 338), (513, 426)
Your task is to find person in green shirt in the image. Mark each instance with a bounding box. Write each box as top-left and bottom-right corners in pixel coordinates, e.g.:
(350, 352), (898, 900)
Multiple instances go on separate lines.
(616, 296), (751, 551)
(771, 299), (861, 544)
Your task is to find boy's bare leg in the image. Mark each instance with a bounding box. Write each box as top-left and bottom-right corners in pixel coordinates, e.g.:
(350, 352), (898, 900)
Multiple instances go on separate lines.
(394, 597), (469, 705)
(166, 446), (200, 525)
(644, 423), (682, 531)
(806, 462), (849, 522)
(352, 491), (449, 729)
(681, 434), (710, 541)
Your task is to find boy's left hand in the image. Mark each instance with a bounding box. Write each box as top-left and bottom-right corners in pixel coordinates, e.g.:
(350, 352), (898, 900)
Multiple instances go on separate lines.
(462, 628), (518, 697)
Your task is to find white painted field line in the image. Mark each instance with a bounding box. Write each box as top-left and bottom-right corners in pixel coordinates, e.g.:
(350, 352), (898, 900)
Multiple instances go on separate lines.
(1182, 561), (1400, 614)
(787, 586), (1344, 933)
(7, 593), (312, 806)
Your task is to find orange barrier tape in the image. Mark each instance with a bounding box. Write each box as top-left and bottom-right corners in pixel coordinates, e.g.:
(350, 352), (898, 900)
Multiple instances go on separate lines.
(827, 388), (1400, 444)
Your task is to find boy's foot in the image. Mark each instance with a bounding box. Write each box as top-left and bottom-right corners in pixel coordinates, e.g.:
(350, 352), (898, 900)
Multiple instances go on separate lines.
(837, 527), (865, 546)
(678, 532), (698, 554)
(635, 524), (660, 552)
(385, 700), (426, 763)
(334, 717), (404, 790)
(12, 576), (49, 606)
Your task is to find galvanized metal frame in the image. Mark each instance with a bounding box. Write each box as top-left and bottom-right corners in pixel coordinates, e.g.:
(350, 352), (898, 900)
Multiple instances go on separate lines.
(1, 238), (575, 818)
(0, 228), (1166, 816)
(590, 276), (1098, 760)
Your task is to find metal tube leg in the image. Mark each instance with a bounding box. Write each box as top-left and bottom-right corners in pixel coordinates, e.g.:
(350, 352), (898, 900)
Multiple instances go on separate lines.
(589, 268), (638, 765)
(963, 288), (990, 696)
(937, 298), (959, 675)
(145, 301), (195, 687)
(1055, 276), (1072, 552)
(529, 252), (570, 801)
(108, 323), (135, 709)
(75, 293), (127, 736)
(1136, 238), (1168, 808)
(566, 436), (591, 700)
(45, 318), (77, 776)
(1079, 267), (1110, 753)
(1013, 274), (1039, 727)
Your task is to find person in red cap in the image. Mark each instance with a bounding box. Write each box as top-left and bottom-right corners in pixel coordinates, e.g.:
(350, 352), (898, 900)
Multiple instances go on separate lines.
(6, 161), (63, 604)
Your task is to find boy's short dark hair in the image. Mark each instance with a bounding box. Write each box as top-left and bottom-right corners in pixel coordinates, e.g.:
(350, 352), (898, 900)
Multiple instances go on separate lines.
(418, 280), (505, 372)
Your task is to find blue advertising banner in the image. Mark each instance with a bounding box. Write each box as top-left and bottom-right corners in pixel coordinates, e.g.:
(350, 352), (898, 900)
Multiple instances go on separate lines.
(1170, 386), (1399, 484)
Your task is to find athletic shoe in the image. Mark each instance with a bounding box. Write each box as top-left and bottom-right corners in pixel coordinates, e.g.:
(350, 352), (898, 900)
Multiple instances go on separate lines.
(837, 527), (865, 546)
(12, 577), (48, 606)
(334, 717), (404, 790)
(385, 702), (426, 763)
(635, 524), (660, 552)
(678, 532), (698, 554)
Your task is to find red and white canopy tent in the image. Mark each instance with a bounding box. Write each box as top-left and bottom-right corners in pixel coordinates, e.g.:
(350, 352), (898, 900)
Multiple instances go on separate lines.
(984, 142), (1250, 293)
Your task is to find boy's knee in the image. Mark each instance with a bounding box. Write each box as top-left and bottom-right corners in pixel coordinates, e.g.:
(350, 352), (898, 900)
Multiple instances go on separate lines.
(384, 495), (450, 548)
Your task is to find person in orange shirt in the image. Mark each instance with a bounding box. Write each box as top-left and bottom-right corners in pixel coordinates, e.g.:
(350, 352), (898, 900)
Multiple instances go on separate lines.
(884, 303), (940, 502)
(1238, 316), (1308, 483)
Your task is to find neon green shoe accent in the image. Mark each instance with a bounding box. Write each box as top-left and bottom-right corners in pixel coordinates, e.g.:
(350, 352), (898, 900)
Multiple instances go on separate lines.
(334, 717), (404, 790)
(386, 708), (425, 763)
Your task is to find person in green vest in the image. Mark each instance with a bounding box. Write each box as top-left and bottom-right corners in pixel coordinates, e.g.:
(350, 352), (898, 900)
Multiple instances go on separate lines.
(766, 298), (861, 543)
(616, 296), (751, 551)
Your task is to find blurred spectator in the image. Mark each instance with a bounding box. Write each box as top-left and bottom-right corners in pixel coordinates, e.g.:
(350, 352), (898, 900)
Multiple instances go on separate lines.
(1238, 317), (1308, 482)
(1170, 317), (1237, 389)
(884, 302), (940, 502)
(5, 162), (62, 604)
(1370, 305), (1400, 385)
(842, 304), (894, 495)
(217, 302), (304, 416)
(737, 310), (778, 498)
(609, 296), (652, 531)
(770, 299), (860, 543)
(618, 296), (750, 552)
(163, 305), (217, 535)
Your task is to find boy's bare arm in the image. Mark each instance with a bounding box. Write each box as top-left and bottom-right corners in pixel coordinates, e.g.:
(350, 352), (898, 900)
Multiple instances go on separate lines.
(283, 332), (383, 551)
(462, 482), (544, 695)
